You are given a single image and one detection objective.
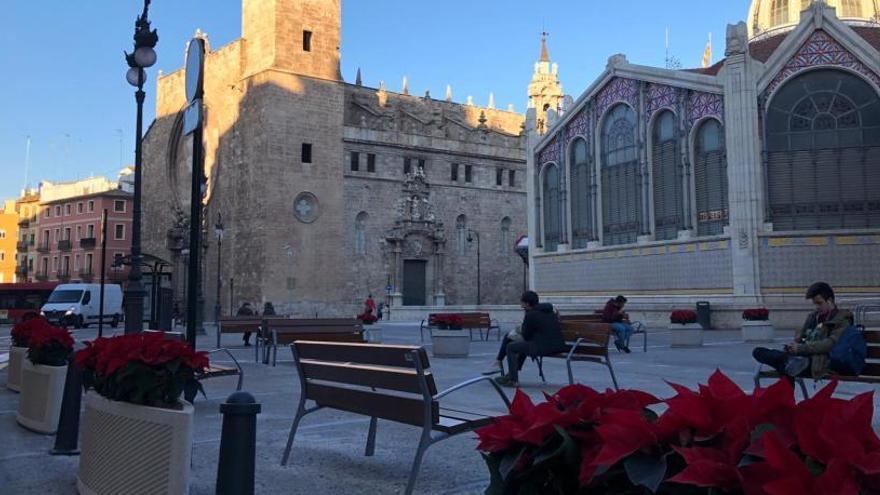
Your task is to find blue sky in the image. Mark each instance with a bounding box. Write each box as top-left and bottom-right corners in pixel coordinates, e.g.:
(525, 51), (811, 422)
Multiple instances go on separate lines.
(0, 0), (748, 201)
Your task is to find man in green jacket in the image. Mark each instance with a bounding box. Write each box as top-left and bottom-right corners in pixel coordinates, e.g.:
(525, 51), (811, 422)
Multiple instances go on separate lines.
(753, 282), (853, 379)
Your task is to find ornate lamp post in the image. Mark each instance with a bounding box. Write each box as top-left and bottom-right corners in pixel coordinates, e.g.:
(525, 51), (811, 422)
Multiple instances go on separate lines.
(467, 230), (481, 306)
(213, 213), (224, 329)
(123, 0), (158, 334)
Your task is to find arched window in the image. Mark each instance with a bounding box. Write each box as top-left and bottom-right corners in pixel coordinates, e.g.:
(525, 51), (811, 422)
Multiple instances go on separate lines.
(499, 217), (511, 254)
(601, 104), (640, 246)
(765, 69), (880, 230)
(694, 119), (729, 236)
(542, 164), (561, 251)
(651, 111), (683, 240)
(354, 212), (368, 255)
(840, 0), (861, 17)
(456, 215), (467, 255)
(570, 138), (594, 248)
(771, 0), (790, 25)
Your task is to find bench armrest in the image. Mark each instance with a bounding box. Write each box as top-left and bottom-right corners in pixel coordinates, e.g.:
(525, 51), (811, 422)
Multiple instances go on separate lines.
(566, 338), (586, 361)
(433, 375), (511, 409)
(205, 347), (243, 376)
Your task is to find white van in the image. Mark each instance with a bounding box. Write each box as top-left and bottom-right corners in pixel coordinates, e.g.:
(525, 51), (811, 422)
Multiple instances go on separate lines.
(41, 283), (124, 329)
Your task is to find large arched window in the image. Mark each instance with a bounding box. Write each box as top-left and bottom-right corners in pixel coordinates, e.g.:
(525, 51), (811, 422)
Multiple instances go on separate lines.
(354, 212), (368, 255)
(570, 138), (594, 248)
(694, 119), (729, 236)
(652, 111), (683, 240)
(456, 215), (467, 255)
(499, 217), (511, 254)
(601, 104), (640, 246)
(765, 69), (880, 230)
(542, 164), (561, 251)
(771, 0), (789, 25)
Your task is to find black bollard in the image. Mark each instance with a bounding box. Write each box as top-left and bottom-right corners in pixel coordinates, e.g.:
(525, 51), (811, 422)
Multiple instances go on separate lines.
(50, 354), (82, 455)
(216, 391), (261, 495)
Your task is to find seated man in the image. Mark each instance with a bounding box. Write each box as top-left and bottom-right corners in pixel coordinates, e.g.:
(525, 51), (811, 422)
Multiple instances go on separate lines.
(753, 282), (853, 379)
(602, 295), (633, 353)
(488, 291), (567, 387)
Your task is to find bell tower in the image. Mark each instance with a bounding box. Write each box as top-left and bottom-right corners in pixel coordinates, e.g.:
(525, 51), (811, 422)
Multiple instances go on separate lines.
(527, 33), (564, 135)
(242, 0), (342, 80)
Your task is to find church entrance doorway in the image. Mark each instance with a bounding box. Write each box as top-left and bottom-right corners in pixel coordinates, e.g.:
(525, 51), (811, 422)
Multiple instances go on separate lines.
(402, 260), (427, 306)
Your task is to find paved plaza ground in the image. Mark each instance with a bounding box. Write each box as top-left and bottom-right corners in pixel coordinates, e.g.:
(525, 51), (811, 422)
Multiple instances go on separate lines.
(2, 321), (879, 494)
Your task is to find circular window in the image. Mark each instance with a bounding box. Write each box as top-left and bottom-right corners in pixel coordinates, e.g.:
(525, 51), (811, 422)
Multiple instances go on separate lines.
(293, 192), (319, 223)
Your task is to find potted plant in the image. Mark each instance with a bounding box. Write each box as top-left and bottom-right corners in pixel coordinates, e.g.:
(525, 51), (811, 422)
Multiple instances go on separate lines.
(16, 322), (73, 434)
(7, 316), (48, 392)
(431, 314), (470, 357)
(75, 332), (209, 495)
(741, 308), (774, 343)
(669, 309), (703, 347)
(476, 371), (880, 494)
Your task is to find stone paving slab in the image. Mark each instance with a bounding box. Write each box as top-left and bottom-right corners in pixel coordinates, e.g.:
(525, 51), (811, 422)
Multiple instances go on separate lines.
(1, 321), (878, 494)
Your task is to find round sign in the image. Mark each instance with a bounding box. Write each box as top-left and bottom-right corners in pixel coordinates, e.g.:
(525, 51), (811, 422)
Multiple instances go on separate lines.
(185, 38), (205, 104)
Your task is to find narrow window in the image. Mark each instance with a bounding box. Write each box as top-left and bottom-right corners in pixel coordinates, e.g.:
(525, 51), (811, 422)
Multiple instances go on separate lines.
(65, 204), (71, 215)
(404, 157), (412, 175)
(367, 153), (376, 173)
(87, 224), (95, 238)
(303, 30), (312, 52)
(350, 151), (360, 172)
(114, 224), (125, 240)
(77, 203), (83, 214)
(508, 169), (516, 187)
(418, 159), (426, 171)
(301, 143), (313, 163)
(465, 164), (473, 183)
(496, 168), (504, 186)
(114, 200), (126, 212)
(55, 206), (61, 216)
(451, 163), (459, 181)
(88, 200), (94, 212)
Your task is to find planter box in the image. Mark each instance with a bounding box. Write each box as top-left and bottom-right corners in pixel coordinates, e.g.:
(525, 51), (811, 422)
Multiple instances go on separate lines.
(16, 360), (67, 434)
(431, 330), (471, 358)
(669, 323), (704, 348)
(78, 393), (194, 495)
(6, 346), (26, 392)
(741, 320), (775, 343)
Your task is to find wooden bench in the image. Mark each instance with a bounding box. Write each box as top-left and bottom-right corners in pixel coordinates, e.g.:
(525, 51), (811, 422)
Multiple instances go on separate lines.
(143, 330), (243, 401)
(216, 316), (262, 348)
(280, 341), (511, 495)
(419, 312), (500, 341)
(560, 313), (648, 352)
(534, 321), (619, 389)
(754, 324), (880, 399)
(261, 318), (365, 366)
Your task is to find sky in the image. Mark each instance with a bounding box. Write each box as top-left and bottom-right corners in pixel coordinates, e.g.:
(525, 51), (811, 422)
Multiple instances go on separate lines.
(0, 0), (749, 202)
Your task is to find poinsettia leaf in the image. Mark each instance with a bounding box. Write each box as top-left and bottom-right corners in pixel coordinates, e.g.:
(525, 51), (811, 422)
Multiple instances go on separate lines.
(554, 425), (580, 469)
(481, 452), (507, 495)
(805, 457), (825, 477)
(499, 446), (527, 481)
(623, 452), (667, 493)
(707, 369), (746, 400)
(750, 423), (776, 444)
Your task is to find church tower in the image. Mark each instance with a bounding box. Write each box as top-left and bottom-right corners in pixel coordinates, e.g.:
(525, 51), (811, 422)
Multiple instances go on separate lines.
(527, 33), (564, 135)
(242, 0), (342, 80)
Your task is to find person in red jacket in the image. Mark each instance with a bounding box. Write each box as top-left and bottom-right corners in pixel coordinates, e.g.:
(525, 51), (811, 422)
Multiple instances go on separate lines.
(602, 295), (633, 353)
(357, 294), (378, 325)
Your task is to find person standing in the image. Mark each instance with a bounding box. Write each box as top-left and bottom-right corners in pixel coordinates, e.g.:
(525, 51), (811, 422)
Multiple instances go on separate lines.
(357, 294), (378, 325)
(602, 295), (633, 353)
(237, 302), (256, 346)
(263, 301), (276, 317)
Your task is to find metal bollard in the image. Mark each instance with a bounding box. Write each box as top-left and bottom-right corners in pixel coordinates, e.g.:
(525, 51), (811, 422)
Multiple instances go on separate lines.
(216, 391), (261, 495)
(51, 354), (82, 455)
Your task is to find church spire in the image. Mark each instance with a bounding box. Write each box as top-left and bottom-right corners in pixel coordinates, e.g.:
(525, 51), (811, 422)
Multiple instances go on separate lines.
(540, 31), (550, 62)
(527, 31), (564, 135)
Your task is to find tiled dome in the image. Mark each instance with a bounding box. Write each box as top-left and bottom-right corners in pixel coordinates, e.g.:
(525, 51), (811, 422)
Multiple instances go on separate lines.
(749, 0), (880, 39)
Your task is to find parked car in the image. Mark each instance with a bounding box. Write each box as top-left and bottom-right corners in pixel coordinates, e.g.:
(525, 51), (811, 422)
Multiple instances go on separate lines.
(41, 283), (123, 329)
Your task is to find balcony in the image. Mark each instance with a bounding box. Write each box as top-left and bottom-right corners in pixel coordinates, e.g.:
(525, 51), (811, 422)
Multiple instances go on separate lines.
(35, 271), (49, 281)
(58, 240), (72, 252)
(17, 217), (29, 228)
(36, 242), (50, 253)
(80, 237), (97, 250)
(78, 269), (94, 281)
(15, 265), (27, 276)
(16, 240), (29, 251)
(58, 270), (71, 282)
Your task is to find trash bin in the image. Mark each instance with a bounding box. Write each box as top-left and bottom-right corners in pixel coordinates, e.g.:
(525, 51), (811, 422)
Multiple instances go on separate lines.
(696, 301), (711, 330)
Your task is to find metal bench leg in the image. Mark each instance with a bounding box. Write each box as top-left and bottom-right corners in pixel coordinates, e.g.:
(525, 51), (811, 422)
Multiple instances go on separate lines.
(216, 328), (221, 348)
(606, 362), (620, 391)
(797, 378), (809, 400)
(273, 344), (278, 367)
(537, 357), (546, 383)
(365, 417), (378, 456)
(642, 330), (648, 353)
(566, 358), (574, 385)
(281, 401), (307, 466)
(405, 430), (432, 495)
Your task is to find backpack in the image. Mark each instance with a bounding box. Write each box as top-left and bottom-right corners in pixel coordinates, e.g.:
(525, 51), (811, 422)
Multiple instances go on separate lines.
(829, 325), (867, 375)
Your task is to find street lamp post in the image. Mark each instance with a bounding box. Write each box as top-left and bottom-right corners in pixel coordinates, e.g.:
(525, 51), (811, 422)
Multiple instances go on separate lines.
(123, 0), (158, 334)
(214, 213), (224, 329)
(467, 230), (481, 306)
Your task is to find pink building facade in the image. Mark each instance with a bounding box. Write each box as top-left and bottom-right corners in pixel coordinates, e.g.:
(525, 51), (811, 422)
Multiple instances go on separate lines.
(35, 190), (133, 284)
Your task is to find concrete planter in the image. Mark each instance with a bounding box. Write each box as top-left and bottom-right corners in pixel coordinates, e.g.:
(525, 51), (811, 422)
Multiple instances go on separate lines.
(6, 346), (26, 392)
(364, 325), (383, 343)
(741, 320), (775, 343)
(16, 360), (67, 434)
(431, 330), (471, 358)
(669, 323), (704, 348)
(78, 392), (194, 495)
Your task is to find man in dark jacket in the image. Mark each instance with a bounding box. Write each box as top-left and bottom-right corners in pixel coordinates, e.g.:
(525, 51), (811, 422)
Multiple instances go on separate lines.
(492, 291), (567, 387)
(602, 295), (633, 353)
(237, 302), (256, 346)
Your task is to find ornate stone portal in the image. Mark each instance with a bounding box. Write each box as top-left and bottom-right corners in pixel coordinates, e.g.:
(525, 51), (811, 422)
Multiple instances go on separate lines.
(385, 167), (447, 307)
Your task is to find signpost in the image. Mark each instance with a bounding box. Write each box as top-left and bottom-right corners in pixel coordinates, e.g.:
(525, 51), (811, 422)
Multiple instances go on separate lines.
(184, 36), (205, 348)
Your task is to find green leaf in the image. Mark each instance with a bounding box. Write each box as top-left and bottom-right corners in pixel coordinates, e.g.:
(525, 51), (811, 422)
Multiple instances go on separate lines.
(805, 457), (826, 476)
(623, 453), (667, 494)
(499, 447), (527, 481)
(750, 423), (775, 443)
(481, 453), (507, 495)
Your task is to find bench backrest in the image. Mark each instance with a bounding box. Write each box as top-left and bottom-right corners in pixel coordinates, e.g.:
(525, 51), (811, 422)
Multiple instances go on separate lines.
(428, 312), (491, 328)
(862, 327), (880, 379)
(217, 317), (266, 333)
(292, 341), (438, 426)
(559, 321), (611, 358)
(559, 314), (604, 323)
(266, 318), (364, 344)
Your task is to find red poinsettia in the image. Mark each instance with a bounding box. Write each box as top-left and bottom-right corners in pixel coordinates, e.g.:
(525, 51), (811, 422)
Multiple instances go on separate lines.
(10, 315), (55, 348)
(431, 314), (465, 329)
(743, 308), (770, 321)
(76, 332), (209, 408)
(670, 309), (698, 324)
(26, 323), (74, 367)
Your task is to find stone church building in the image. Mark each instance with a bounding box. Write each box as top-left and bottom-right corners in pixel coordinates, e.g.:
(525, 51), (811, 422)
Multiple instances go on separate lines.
(141, 0), (558, 316)
(528, 0), (880, 327)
